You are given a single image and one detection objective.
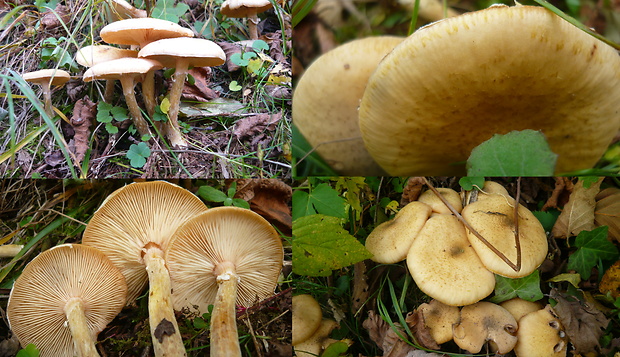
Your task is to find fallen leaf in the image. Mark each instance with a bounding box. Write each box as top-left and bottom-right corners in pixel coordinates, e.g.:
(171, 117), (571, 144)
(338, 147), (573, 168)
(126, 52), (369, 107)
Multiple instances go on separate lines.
(234, 112), (282, 141)
(552, 178), (604, 238)
(232, 179), (292, 234)
(362, 310), (418, 357)
(550, 289), (610, 354)
(69, 96), (96, 163)
(41, 4), (71, 30)
(599, 260), (620, 298)
(182, 67), (219, 102)
(595, 187), (620, 242)
(542, 177), (573, 211)
(405, 310), (440, 350)
(400, 177), (426, 206)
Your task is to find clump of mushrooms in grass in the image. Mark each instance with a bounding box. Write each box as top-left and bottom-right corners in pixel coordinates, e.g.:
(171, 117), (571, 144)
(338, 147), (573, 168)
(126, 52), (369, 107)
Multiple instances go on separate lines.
(138, 38), (226, 148)
(7, 244), (127, 357)
(82, 181), (208, 357)
(83, 57), (163, 139)
(358, 4), (620, 175)
(22, 69), (71, 120)
(292, 36), (404, 175)
(166, 206), (284, 356)
(365, 179), (548, 306)
(99, 18), (195, 126)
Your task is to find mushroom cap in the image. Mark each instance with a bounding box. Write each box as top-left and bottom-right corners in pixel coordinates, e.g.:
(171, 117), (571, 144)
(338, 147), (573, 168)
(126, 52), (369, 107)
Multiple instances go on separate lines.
(220, 0), (273, 17)
(83, 57), (162, 82)
(461, 194), (548, 278)
(138, 37), (226, 68)
(514, 305), (567, 357)
(294, 319), (339, 357)
(293, 36), (404, 175)
(407, 214), (495, 306)
(365, 201), (432, 263)
(22, 69), (71, 86)
(100, 18), (194, 48)
(75, 45), (138, 67)
(500, 297), (543, 322)
(82, 181), (208, 302)
(418, 299), (460, 344)
(418, 187), (463, 215)
(7, 244), (127, 356)
(359, 5), (620, 175)
(452, 302), (518, 354)
(292, 294), (323, 345)
(166, 206), (283, 314)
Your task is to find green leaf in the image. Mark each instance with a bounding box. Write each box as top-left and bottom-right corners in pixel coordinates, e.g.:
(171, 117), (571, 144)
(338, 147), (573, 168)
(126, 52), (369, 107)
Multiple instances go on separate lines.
(466, 130), (558, 176)
(196, 186), (228, 203)
(17, 344), (40, 357)
(126, 142), (150, 168)
(252, 40), (269, 52)
(96, 102), (113, 123)
(230, 53), (248, 66)
(532, 210), (559, 233)
(232, 198), (250, 209)
(193, 316), (208, 329)
(321, 341), (350, 357)
(548, 273), (581, 288)
(568, 226), (619, 279)
(458, 177), (485, 191)
(490, 270), (544, 303)
(110, 106), (128, 121)
(292, 183), (346, 221)
(105, 122), (118, 134)
(292, 215), (372, 276)
(580, 176), (601, 189)
(150, 0), (189, 23)
(229, 81), (242, 91)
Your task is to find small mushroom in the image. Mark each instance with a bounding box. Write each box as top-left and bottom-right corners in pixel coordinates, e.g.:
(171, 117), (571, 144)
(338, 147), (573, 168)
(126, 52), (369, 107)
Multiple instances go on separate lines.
(220, 0), (274, 39)
(365, 201), (432, 264)
(514, 305), (567, 357)
(358, 5), (620, 175)
(99, 18), (195, 120)
(7, 244), (127, 357)
(83, 57), (162, 139)
(82, 181), (208, 357)
(294, 319), (340, 357)
(452, 301), (518, 354)
(406, 214), (495, 306)
(75, 45), (138, 103)
(292, 294), (323, 346)
(292, 36), (404, 175)
(138, 37), (226, 148)
(461, 194), (548, 278)
(418, 299), (460, 344)
(500, 297), (543, 322)
(166, 206), (283, 357)
(0, 244), (23, 258)
(22, 69), (70, 119)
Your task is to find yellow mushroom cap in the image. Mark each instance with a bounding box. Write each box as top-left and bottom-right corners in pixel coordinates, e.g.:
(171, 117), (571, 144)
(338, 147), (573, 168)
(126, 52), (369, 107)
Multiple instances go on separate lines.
(461, 194), (548, 278)
(138, 37), (226, 68)
(365, 201), (432, 264)
(292, 294), (323, 345)
(220, 0), (273, 17)
(515, 305), (568, 357)
(500, 297), (543, 322)
(359, 5), (620, 175)
(453, 301), (518, 354)
(100, 18), (194, 48)
(407, 214), (495, 306)
(75, 45), (138, 67)
(293, 36), (405, 175)
(83, 57), (162, 81)
(23, 69), (70, 86)
(418, 187), (463, 214)
(418, 299), (460, 344)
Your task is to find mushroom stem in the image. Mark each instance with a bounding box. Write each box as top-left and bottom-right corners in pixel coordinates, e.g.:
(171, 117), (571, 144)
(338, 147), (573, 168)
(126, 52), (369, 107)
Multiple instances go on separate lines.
(143, 244), (187, 357)
(119, 76), (151, 139)
(0, 244), (23, 258)
(211, 261), (242, 357)
(248, 14), (259, 39)
(42, 84), (53, 119)
(64, 297), (101, 357)
(141, 70), (157, 120)
(165, 58), (190, 148)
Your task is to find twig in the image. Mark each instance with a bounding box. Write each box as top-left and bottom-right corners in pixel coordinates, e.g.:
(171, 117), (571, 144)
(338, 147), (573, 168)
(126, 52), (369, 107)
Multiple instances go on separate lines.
(422, 177), (519, 272)
(514, 177), (522, 272)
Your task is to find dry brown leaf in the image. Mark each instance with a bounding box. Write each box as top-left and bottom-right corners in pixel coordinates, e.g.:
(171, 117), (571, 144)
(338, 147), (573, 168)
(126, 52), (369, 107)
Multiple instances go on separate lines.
(542, 177), (572, 211)
(362, 311), (417, 357)
(550, 289), (610, 354)
(69, 96), (96, 164)
(182, 67), (218, 102)
(599, 260), (620, 298)
(400, 177), (426, 206)
(234, 112), (282, 141)
(595, 187), (620, 242)
(41, 4), (71, 30)
(405, 310), (440, 350)
(551, 178), (604, 238)
(232, 179), (291, 235)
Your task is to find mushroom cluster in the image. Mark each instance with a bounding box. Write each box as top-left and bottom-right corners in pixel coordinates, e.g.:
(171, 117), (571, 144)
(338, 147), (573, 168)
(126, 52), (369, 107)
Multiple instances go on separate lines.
(7, 181), (284, 357)
(365, 180), (548, 306)
(295, 4), (620, 175)
(416, 298), (568, 356)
